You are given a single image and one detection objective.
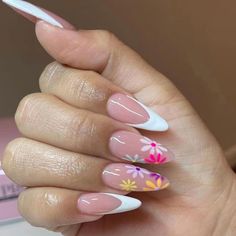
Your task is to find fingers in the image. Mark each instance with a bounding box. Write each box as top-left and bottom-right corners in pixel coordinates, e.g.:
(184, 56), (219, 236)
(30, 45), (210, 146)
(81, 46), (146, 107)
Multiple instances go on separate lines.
(3, 138), (110, 192)
(2, 138), (169, 192)
(18, 187), (141, 228)
(39, 62), (168, 131)
(35, 22), (180, 105)
(35, 22), (189, 132)
(39, 62), (123, 114)
(18, 187), (100, 228)
(15, 93), (173, 163)
(15, 92), (133, 159)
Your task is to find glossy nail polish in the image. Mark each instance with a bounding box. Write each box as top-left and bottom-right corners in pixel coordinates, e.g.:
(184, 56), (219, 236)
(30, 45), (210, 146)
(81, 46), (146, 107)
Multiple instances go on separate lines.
(107, 93), (168, 131)
(77, 193), (141, 215)
(102, 163), (169, 192)
(2, 0), (64, 28)
(109, 131), (174, 164)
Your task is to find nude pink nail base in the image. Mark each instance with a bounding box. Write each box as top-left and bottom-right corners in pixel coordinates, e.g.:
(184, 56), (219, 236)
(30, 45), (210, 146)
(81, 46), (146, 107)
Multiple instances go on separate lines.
(77, 193), (141, 215)
(107, 93), (168, 131)
(109, 131), (174, 164)
(102, 163), (170, 192)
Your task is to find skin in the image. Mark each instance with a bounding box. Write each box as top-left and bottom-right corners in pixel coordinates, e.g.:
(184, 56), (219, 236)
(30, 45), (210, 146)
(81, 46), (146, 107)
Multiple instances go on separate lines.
(2, 21), (236, 236)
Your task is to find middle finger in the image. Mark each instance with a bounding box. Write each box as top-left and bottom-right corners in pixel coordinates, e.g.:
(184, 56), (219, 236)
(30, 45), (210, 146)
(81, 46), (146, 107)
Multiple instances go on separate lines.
(15, 93), (173, 164)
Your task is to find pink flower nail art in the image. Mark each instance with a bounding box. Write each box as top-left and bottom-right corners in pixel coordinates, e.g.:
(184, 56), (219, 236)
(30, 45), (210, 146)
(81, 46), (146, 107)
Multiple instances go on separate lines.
(102, 163), (170, 192)
(109, 131), (174, 165)
(77, 193), (141, 215)
(144, 153), (167, 164)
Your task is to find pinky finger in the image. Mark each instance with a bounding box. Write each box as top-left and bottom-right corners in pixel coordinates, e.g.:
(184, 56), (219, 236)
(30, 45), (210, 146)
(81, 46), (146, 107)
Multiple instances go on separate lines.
(18, 187), (141, 229)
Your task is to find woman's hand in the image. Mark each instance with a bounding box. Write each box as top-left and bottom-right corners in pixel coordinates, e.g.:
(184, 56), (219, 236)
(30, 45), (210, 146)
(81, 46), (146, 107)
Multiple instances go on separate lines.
(2, 22), (236, 236)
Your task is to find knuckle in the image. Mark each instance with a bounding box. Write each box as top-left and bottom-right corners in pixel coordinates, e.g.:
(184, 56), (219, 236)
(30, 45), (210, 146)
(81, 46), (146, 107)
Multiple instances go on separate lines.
(18, 190), (61, 228)
(68, 71), (97, 103)
(67, 112), (96, 148)
(15, 93), (50, 129)
(1, 138), (31, 185)
(96, 30), (118, 50)
(1, 139), (18, 176)
(1, 138), (26, 177)
(95, 29), (115, 43)
(39, 62), (64, 91)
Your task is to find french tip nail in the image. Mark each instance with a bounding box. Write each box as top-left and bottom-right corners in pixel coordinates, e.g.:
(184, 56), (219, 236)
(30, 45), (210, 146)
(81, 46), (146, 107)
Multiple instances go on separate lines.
(77, 193), (141, 215)
(104, 193), (142, 214)
(107, 94), (169, 132)
(128, 95), (169, 132)
(140, 106), (169, 132)
(153, 117), (169, 132)
(2, 0), (64, 28)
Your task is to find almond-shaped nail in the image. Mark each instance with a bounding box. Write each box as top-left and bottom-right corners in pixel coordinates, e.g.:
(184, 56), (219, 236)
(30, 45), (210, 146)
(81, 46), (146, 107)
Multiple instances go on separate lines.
(77, 193), (141, 215)
(102, 163), (170, 192)
(2, 0), (74, 29)
(107, 93), (168, 131)
(109, 131), (174, 164)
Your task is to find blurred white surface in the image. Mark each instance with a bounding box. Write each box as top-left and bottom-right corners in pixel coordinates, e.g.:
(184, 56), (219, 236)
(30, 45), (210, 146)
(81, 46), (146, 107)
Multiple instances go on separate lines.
(0, 220), (60, 235)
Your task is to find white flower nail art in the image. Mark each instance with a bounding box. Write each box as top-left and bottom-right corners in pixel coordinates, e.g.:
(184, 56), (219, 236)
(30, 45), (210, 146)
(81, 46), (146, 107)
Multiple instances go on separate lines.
(122, 154), (145, 163)
(125, 165), (150, 178)
(140, 137), (167, 155)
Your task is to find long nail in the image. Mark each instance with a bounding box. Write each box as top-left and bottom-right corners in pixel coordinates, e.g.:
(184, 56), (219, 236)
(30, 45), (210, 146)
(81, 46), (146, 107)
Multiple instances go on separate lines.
(109, 131), (174, 164)
(2, 0), (74, 29)
(77, 193), (141, 215)
(107, 93), (168, 131)
(102, 163), (170, 192)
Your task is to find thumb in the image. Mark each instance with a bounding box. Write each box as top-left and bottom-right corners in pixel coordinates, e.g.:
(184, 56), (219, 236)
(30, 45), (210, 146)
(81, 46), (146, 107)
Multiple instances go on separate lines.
(35, 21), (179, 104)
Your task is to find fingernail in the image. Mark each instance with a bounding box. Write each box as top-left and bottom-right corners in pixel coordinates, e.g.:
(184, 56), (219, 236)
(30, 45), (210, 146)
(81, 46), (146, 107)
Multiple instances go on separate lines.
(77, 193), (141, 215)
(109, 131), (174, 164)
(107, 93), (168, 131)
(2, 0), (74, 29)
(102, 163), (170, 192)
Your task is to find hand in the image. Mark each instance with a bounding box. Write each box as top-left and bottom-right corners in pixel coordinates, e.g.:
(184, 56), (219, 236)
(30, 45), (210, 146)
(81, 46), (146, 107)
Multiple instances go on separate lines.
(2, 22), (236, 236)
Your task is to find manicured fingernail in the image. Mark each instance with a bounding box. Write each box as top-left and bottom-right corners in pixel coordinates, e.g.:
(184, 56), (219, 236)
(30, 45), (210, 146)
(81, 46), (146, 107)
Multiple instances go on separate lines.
(2, 0), (74, 29)
(102, 163), (170, 192)
(107, 93), (168, 131)
(109, 131), (174, 164)
(77, 193), (141, 215)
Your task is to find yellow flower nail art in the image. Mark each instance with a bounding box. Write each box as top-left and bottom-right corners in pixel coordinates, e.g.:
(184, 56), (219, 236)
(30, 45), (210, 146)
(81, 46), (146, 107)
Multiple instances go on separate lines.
(120, 179), (137, 191)
(143, 177), (169, 191)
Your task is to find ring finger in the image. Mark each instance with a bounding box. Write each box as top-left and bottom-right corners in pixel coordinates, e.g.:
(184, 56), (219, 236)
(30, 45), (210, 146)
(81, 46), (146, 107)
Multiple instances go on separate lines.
(2, 138), (170, 192)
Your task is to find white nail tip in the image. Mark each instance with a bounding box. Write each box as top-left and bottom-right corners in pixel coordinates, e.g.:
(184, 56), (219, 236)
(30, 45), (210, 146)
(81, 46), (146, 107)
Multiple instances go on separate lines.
(127, 96), (169, 132)
(2, 0), (63, 28)
(102, 193), (142, 215)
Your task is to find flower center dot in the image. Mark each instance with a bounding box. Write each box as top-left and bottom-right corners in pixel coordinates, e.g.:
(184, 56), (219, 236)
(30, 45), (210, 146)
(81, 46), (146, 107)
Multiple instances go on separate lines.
(151, 143), (156, 147)
(136, 167), (141, 171)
